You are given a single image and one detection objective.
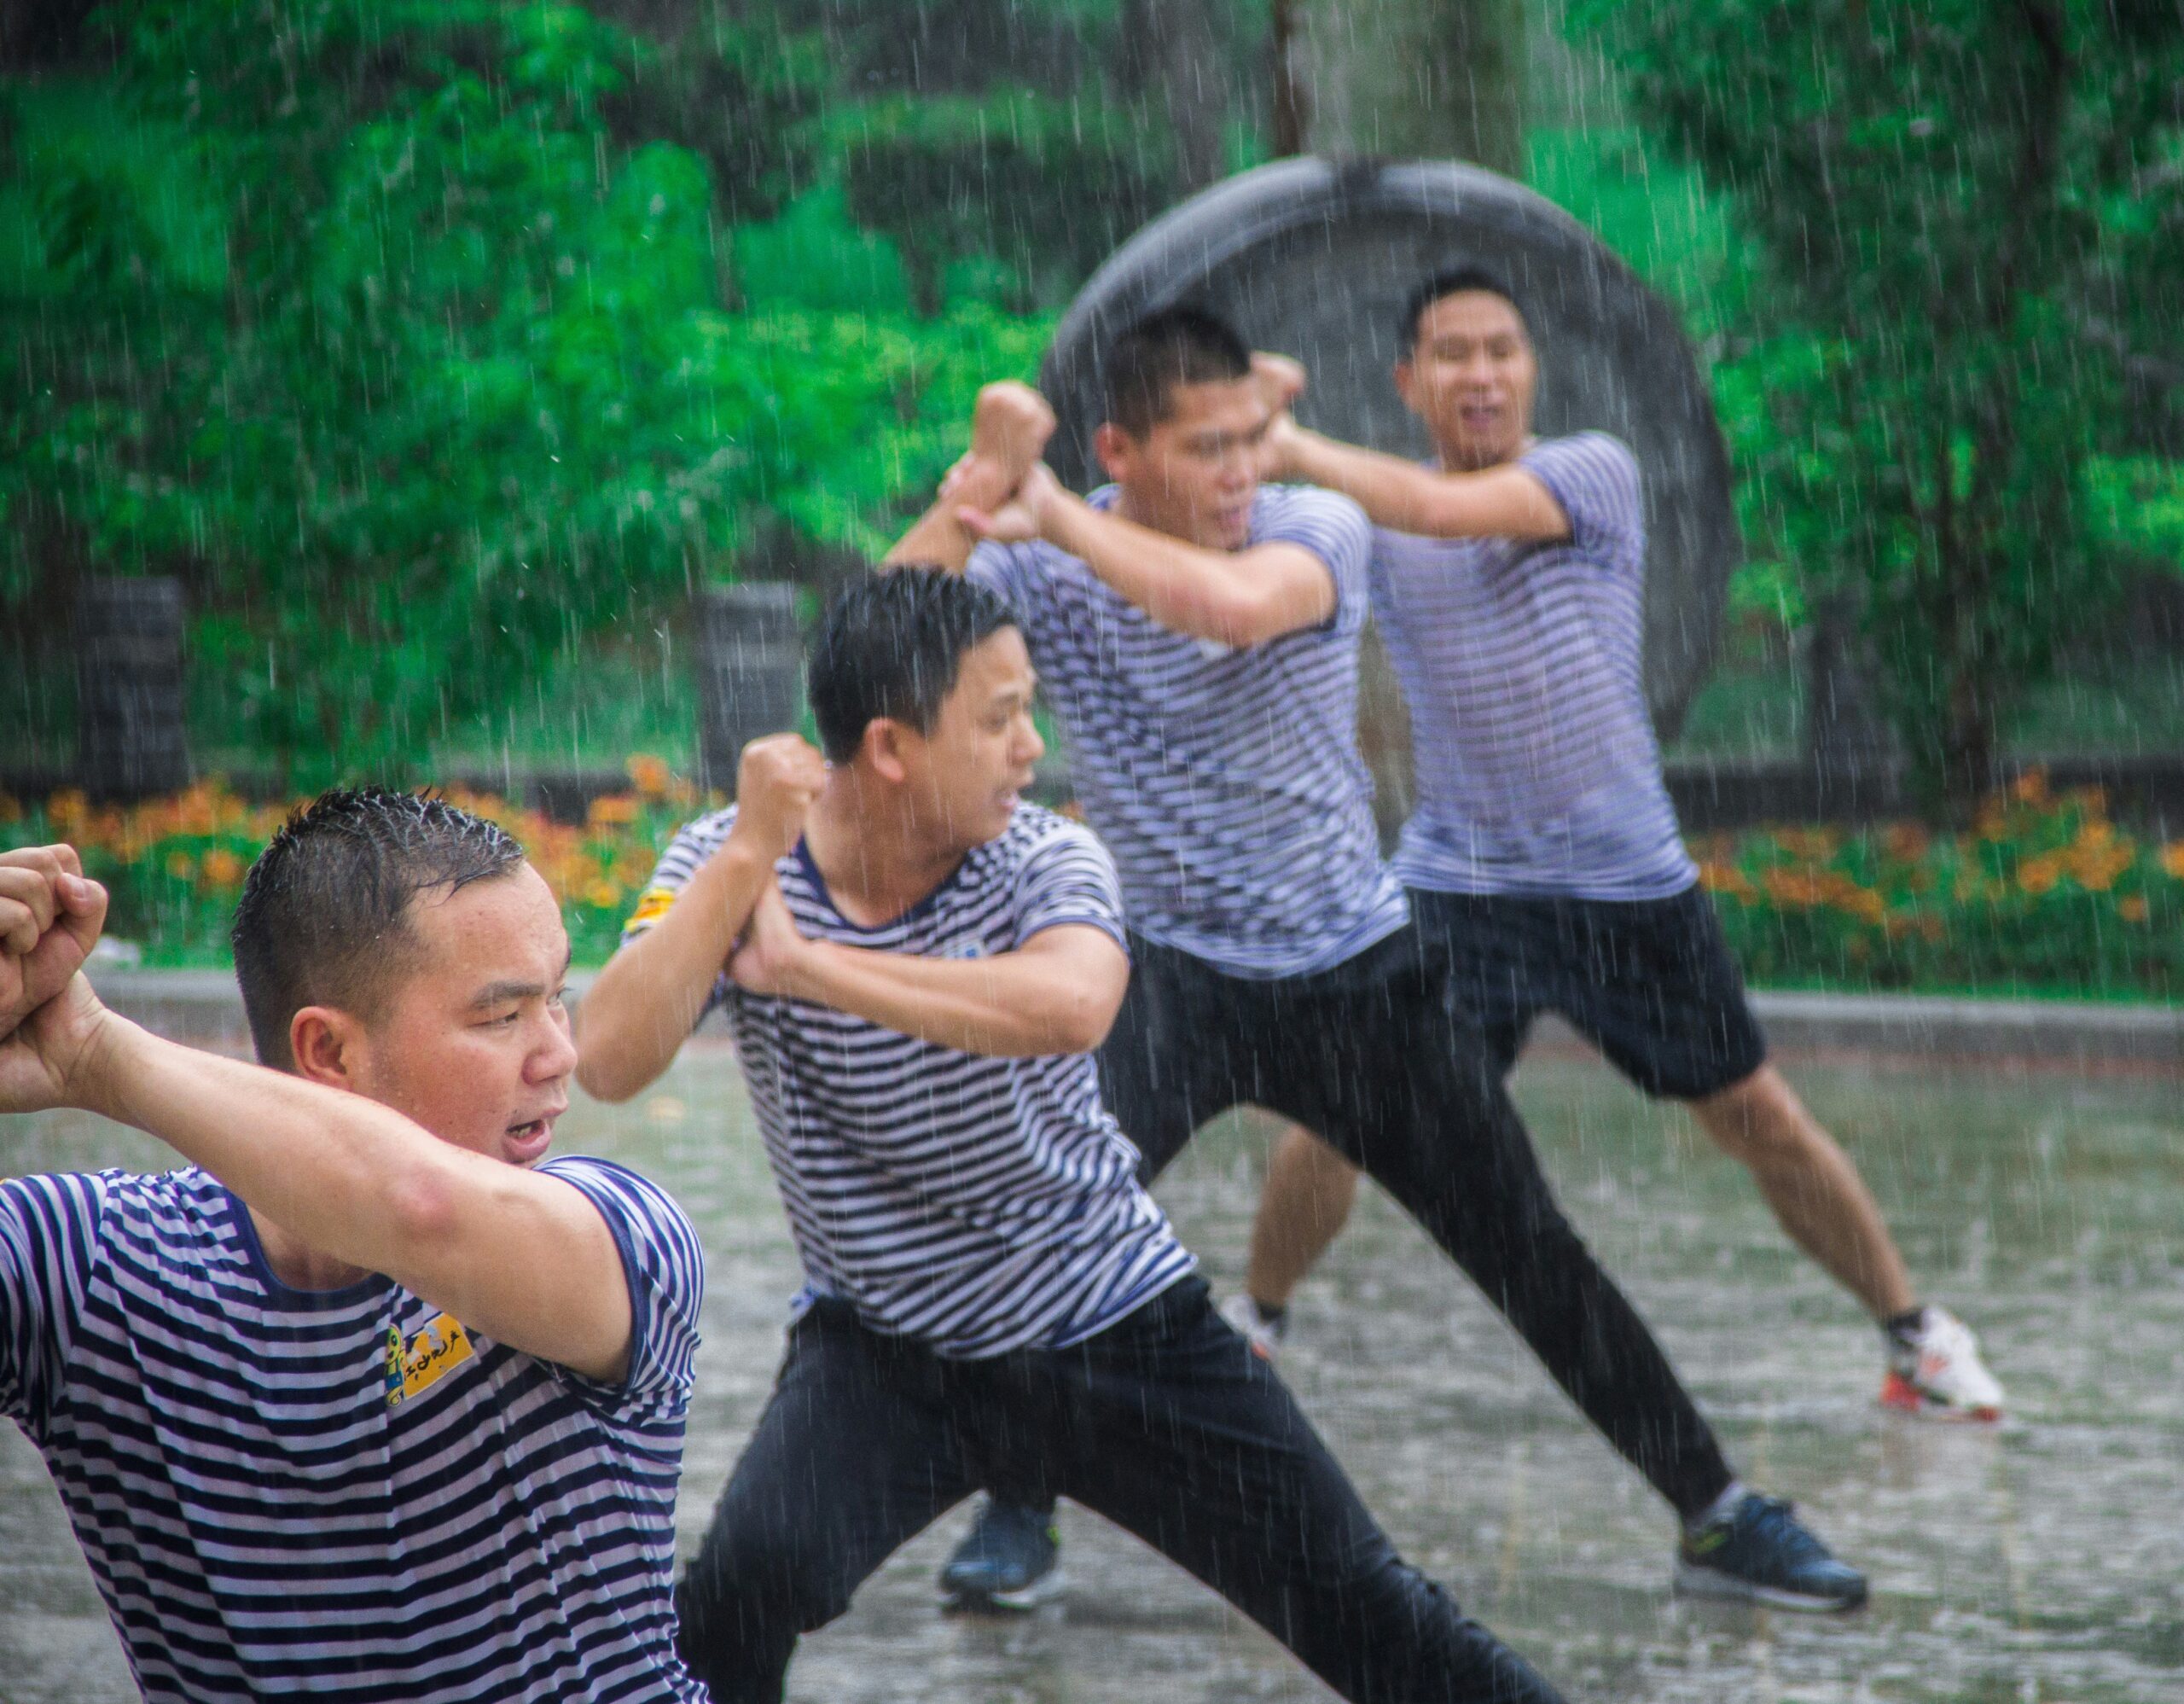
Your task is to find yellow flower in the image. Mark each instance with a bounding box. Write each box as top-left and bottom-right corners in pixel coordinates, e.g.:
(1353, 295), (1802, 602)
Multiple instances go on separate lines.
(2161, 843), (2184, 881)
(2011, 768), (2050, 806)
(625, 754), (671, 798)
(584, 879), (624, 910)
(2016, 853), (2064, 897)
(166, 850), (195, 881)
(200, 846), (247, 889)
(588, 794), (639, 829)
(2118, 896), (2149, 924)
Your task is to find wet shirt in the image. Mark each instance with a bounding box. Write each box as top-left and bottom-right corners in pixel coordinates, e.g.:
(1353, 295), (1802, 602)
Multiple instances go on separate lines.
(967, 484), (1408, 980)
(1370, 433), (1697, 900)
(0, 1159), (706, 1703)
(628, 802), (1194, 1360)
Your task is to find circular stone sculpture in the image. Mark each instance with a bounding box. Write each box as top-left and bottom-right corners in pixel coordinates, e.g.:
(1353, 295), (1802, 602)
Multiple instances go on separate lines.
(1039, 156), (1736, 736)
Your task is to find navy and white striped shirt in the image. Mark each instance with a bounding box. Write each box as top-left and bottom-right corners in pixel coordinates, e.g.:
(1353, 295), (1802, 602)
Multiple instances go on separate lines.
(1372, 433), (1698, 901)
(629, 803), (1194, 1359)
(0, 1158), (706, 1701)
(969, 485), (1408, 980)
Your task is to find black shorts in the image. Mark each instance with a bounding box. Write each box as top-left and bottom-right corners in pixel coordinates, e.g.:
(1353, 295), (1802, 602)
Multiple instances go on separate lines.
(1410, 883), (1768, 1101)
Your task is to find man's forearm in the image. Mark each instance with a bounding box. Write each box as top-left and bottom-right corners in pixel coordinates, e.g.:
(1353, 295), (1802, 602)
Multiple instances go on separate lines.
(1281, 427), (1568, 541)
(1037, 494), (1274, 645)
(779, 933), (1124, 1057)
(578, 839), (773, 1102)
(80, 1017), (634, 1378)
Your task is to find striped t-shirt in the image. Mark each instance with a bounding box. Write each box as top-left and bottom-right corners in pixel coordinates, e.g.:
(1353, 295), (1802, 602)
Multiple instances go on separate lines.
(629, 802), (1194, 1359)
(968, 484), (1408, 980)
(0, 1158), (706, 1703)
(1371, 433), (1698, 901)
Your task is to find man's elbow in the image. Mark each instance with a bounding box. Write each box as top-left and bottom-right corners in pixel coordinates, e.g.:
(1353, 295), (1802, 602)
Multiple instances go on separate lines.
(574, 1045), (646, 1105)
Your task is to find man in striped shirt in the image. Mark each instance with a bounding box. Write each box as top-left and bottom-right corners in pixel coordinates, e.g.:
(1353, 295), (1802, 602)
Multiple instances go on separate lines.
(1234, 269), (2003, 1428)
(0, 799), (706, 1701)
(901, 307), (1865, 1614)
(578, 570), (1564, 1704)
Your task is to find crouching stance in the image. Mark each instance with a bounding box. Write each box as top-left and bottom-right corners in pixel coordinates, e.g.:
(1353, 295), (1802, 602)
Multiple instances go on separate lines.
(577, 570), (1563, 1704)
(0, 800), (706, 1701)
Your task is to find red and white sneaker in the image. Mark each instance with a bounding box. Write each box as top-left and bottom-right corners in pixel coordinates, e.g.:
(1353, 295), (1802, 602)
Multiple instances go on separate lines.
(1219, 1293), (1288, 1361)
(1880, 1306), (2004, 1422)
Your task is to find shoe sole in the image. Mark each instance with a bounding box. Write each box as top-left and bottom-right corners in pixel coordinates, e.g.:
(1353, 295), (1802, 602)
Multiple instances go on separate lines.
(939, 1569), (1068, 1614)
(1879, 1371), (2002, 1423)
(1673, 1558), (1867, 1614)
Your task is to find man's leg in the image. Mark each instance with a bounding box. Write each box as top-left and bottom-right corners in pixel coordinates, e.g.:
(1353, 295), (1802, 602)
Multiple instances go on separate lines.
(1236, 1121), (1360, 1323)
(1691, 1064), (1914, 1318)
(946, 933), (1248, 1606)
(1271, 929), (1738, 1521)
(678, 1302), (979, 1701)
(1052, 1278), (1563, 1704)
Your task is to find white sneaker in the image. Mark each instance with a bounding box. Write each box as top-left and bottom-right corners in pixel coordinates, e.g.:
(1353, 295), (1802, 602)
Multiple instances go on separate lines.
(1219, 1293), (1287, 1360)
(1881, 1306), (2004, 1421)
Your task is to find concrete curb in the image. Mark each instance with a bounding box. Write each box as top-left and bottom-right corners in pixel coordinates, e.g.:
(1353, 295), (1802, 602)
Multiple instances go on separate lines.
(79, 968), (2181, 1073)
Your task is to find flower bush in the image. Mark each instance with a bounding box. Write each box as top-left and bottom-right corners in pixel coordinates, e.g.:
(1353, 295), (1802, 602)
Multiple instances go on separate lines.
(4, 765), (2180, 1000)
(0, 759), (707, 969)
(1693, 771), (2183, 999)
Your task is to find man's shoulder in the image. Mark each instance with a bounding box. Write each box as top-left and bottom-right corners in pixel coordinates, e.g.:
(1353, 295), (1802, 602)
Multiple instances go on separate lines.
(536, 1154), (697, 1247)
(1255, 480), (1369, 540)
(1522, 431), (1642, 495)
(997, 803), (1111, 869)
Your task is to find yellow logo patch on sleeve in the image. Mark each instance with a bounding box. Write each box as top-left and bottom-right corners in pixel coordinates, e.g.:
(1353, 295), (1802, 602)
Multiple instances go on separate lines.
(383, 1312), (476, 1408)
(624, 887), (678, 932)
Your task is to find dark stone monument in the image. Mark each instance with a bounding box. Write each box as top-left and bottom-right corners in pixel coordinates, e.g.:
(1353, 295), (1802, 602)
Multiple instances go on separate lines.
(75, 577), (191, 801)
(1040, 156), (1738, 737)
(694, 583), (804, 794)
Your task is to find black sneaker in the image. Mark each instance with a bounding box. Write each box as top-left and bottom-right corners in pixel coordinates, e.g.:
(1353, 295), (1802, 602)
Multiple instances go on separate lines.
(1674, 1492), (1868, 1613)
(938, 1499), (1066, 1612)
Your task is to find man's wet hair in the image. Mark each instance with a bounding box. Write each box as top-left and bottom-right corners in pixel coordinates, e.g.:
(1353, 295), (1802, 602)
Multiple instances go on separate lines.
(1103, 305), (1252, 436)
(1399, 265), (1530, 358)
(811, 568), (1018, 764)
(231, 788), (526, 1069)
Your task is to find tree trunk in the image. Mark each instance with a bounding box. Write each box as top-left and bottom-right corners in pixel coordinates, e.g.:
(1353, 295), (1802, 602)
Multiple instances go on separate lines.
(1118, 0), (1228, 195)
(1287, 0), (1528, 177)
(1284, 0), (1530, 833)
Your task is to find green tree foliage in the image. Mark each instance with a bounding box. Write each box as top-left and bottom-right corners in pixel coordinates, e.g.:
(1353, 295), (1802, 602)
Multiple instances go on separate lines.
(1, 2), (1044, 780)
(1575, 0), (2184, 803)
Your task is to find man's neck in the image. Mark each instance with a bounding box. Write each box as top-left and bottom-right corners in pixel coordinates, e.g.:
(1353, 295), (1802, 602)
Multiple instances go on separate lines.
(251, 1206), (370, 1292)
(801, 777), (973, 929)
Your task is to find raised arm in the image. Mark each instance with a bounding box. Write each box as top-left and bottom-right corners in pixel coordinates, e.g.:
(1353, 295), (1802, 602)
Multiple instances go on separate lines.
(728, 879), (1130, 1057)
(0, 962), (642, 1382)
(883, 381), (1056, 572)
(961, 462), (1336, 648)
(576, 735), (825, 1103)
(1270, 422), (1568, 543)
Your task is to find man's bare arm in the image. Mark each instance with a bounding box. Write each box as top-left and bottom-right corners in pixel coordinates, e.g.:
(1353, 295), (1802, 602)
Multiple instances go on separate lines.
(962, 464), (1335, 647)
(1, 974), (639, 1382)
(731, 881), (1129, 1057)
(576, 736), (824, 1103)
(1272, 422), (1571, 543)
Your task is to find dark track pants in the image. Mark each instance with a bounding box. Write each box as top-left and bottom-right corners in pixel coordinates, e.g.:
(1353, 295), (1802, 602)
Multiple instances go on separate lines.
(674, 1281), (1561, 1704)
(1100, 923), (1735, 1521)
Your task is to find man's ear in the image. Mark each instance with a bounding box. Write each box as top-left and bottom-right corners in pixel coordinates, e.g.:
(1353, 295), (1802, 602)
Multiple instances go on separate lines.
(861, 718), (916, 787)
(1093, 421), (1136, 485)
(1392, 359), (1422, 417)
(290, 1005), (366, 1090)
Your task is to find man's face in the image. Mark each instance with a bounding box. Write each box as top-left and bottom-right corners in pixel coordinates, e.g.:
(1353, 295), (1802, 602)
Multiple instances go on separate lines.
(1395, 290), (1537, 470)
(350, 864), (577, 1167)
(895, 627), (1045, 851)
(1098, 375), (1269, 550)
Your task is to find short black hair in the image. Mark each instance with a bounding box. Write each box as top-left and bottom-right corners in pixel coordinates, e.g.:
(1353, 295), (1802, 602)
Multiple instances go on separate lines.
(1398, 265), (1529, 358)
(231, 788), (526, 1069)
(1102, 304), (1252, 436)
(810, 569), (1018, 764)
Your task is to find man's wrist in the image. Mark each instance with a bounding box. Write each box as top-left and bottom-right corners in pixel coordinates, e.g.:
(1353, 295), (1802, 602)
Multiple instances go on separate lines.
(69, 1007), (148, 1125)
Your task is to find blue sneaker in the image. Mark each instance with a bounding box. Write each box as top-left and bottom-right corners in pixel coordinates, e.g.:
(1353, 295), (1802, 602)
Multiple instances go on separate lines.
(939, 1499), (1066, 1612)
(1674, 1492), (1868, 1613)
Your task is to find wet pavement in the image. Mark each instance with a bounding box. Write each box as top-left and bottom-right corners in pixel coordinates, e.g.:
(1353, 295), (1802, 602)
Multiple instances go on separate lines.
(3, 1045), (2180, 1701)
